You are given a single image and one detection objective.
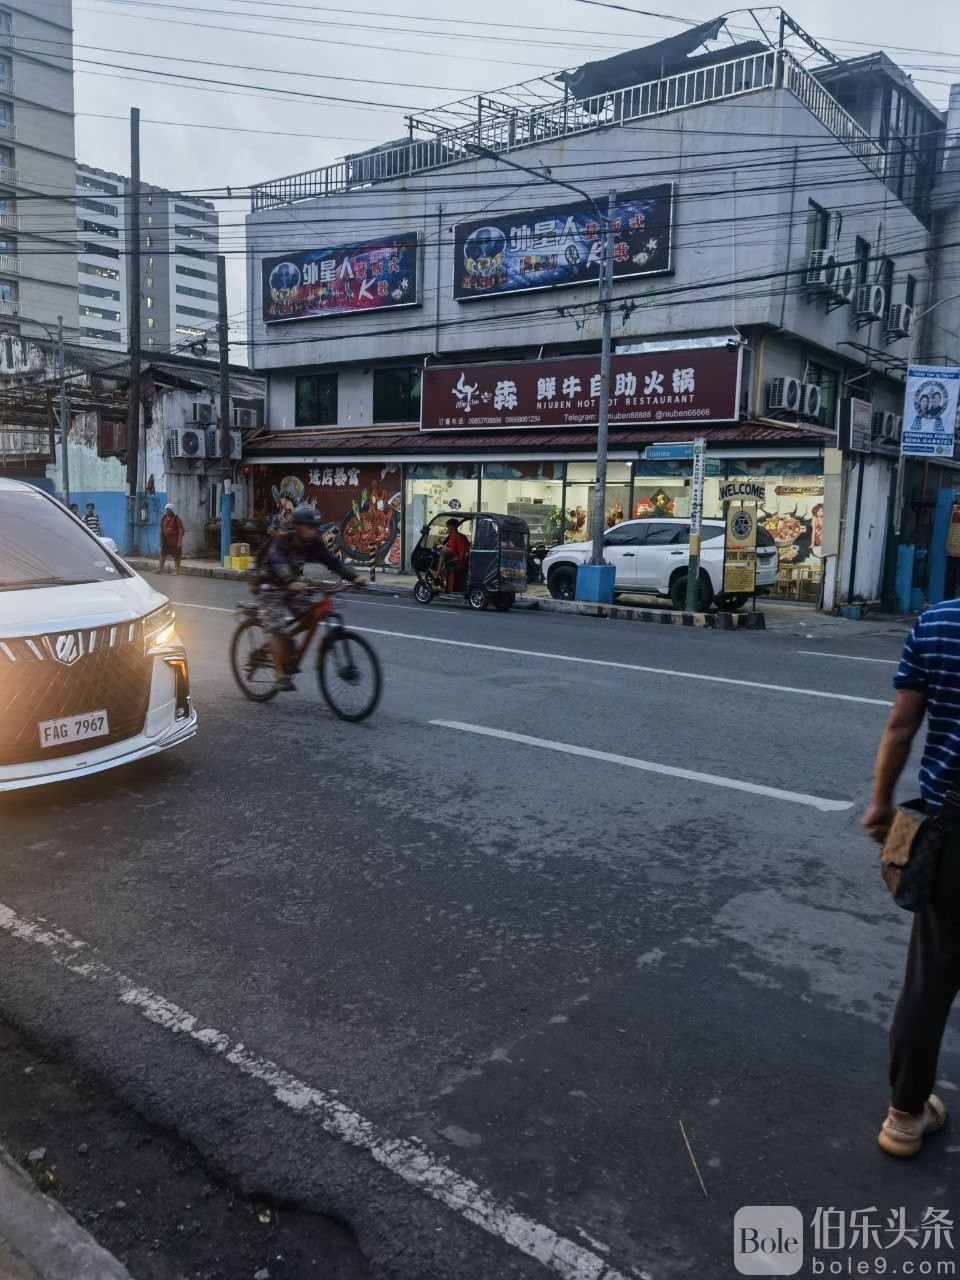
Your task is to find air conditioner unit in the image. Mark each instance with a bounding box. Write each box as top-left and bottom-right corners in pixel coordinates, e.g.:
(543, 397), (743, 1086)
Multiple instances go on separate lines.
(205, 428), (242, 460)
(192, 402), (213, 424)
(872, 411), (901, 443)
(233, 407), (256, 430)
(886, 303), (913, 338)
(806, 250), (838, 292)
(170, 427), (206, 459)
(767, 376), (802, 413)
(836, 263), (856, 302)
(800, 383), (822, 419)
(855, 284), (885, 320)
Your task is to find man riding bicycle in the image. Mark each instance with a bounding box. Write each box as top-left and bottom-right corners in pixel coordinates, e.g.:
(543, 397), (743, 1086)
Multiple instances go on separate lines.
(259, 504), (362, 691)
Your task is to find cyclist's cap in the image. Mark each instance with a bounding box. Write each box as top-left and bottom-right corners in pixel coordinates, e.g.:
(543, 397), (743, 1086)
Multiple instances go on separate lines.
(291, 504), (321, 525)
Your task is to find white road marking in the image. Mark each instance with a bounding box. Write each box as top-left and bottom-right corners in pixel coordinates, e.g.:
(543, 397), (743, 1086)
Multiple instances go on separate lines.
(174, 601), (890, 706)
(798, 650), (898, 665)
(431, 721), (853, 813)
(0, 902), (627, 1280)
(347, 626), (890, 707)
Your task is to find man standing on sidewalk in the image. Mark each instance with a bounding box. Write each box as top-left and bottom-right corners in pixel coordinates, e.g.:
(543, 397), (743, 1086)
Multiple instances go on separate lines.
(83, 502), (102, 536)
(863, 597), (960, 1156)
(158, 503), (185, 575)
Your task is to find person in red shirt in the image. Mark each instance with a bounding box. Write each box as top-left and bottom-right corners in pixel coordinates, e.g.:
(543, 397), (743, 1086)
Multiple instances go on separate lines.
(432, 518), (471, 586)
(158, 503), (185, 574)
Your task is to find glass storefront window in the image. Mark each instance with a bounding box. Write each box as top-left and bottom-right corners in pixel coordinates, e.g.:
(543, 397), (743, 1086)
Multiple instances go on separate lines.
(404, 464), (479, 567)
(565, 461), (631, 543)
(480, 462), (564, 546)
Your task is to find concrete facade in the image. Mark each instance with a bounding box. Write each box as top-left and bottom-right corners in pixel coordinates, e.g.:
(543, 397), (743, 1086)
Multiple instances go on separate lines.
(0, 336), (263, 554)
(1, 0), (78, 341)
(245, 39), (948, 607)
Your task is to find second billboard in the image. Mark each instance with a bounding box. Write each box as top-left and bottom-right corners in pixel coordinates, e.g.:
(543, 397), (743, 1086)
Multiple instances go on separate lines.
(453, 184), (673, 301)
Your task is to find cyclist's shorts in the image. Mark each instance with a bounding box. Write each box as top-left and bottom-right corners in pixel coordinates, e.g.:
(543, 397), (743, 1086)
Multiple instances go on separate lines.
(258, 587), (295, 635)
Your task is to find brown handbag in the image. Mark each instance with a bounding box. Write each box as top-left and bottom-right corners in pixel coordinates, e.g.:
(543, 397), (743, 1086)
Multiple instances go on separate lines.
(880, 800), (929, 896)
(880, 789), (960, 910)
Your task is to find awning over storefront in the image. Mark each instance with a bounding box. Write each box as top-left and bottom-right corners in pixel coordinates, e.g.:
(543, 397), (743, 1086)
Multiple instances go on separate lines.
(246, 421), (835, 461)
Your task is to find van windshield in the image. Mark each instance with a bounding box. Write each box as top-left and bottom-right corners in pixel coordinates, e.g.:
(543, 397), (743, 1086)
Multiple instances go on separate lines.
(0, 490), (130, 590)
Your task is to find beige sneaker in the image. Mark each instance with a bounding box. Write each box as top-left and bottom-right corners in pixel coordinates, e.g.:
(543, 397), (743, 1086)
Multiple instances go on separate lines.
(878, 1095), (947, 1157)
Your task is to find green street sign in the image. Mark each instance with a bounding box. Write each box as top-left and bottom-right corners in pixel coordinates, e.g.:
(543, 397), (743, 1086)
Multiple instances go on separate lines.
(705, 459), (723, 476)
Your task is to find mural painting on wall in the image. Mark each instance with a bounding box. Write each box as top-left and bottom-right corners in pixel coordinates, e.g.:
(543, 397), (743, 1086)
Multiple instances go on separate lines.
(251, 463), (402, 566)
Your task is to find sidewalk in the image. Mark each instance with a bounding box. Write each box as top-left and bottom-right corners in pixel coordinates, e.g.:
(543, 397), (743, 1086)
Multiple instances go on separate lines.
(127, 557), (914, 639)
(0, 1144), (132, 1280)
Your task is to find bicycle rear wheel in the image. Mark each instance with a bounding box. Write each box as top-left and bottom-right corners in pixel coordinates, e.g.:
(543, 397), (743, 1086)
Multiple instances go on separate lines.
(317, 628), (382, 722)
(230, 617), (278, 702)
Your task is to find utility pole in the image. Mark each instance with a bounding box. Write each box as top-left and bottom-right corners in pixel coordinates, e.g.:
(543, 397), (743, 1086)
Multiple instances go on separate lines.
(57, 315), (69, 506)
(462, 146), (617, 599)
(125, 107), (142, 554)
(217, 254), (233, 566)
(588, 190), (616, 575)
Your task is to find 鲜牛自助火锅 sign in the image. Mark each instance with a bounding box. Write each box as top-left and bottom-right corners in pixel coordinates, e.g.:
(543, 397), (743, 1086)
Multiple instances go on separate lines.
(421, 347), (740, 431)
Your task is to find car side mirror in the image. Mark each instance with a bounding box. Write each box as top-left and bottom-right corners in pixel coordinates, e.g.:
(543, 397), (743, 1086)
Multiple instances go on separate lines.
(99, 536), (118, 552)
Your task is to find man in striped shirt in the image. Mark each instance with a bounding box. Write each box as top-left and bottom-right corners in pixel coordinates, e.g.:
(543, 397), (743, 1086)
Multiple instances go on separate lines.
(83, 502), (102, 536)
(863, 598), (960, 1156)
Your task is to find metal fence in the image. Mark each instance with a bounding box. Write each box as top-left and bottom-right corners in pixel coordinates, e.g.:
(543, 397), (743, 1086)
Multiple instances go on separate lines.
(251, 49), (883, 211)
(0, 427), (51, 461)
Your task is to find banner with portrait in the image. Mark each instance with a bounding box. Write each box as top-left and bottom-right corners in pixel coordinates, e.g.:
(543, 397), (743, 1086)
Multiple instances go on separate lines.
(901, 366), (960, 459)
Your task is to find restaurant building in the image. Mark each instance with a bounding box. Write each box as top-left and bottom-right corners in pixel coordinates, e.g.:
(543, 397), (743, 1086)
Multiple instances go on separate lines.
(245, 14), (945, 607)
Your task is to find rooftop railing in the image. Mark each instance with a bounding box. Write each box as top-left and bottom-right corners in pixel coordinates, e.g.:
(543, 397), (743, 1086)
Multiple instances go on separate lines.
(251, 49), (884, 212)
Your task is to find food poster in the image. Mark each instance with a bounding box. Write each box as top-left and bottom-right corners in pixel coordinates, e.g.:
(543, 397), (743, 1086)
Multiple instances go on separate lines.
(755, 479), (825, 571)
(251, 463), (402, 566)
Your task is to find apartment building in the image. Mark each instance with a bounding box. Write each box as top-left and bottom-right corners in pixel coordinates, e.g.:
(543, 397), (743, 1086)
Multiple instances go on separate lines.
(0, 0), (78, 340)
(77, 163), (220, 358)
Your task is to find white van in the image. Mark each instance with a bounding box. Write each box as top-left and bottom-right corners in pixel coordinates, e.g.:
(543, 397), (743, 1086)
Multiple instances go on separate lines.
(0, 479), (197, 793)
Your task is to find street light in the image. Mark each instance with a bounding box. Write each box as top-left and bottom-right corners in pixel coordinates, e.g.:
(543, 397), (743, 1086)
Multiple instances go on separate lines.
(464, 144), (617, 596)
(17, 315), (69, 505)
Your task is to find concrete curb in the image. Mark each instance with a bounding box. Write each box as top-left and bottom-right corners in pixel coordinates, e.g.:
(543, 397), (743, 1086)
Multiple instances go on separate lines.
(126, 557), (247, 581)
(536, 597), (766, 630)
(0, 1146), (133, 1280)
(128, 560), (765, 629)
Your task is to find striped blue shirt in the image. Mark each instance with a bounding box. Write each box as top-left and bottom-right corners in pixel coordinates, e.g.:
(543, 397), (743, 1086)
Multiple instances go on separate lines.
(894, 599), (960, 806)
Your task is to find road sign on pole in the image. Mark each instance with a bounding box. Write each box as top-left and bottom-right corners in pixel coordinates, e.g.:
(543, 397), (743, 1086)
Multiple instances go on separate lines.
(684, 437), (707, 612)
(643, 442), (696, 461)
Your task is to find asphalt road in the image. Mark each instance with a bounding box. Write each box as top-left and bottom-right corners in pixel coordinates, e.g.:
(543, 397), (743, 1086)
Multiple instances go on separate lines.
(2, 576), (956, 1279)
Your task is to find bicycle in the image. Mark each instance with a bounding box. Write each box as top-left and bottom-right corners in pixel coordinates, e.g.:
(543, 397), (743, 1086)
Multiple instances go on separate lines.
(230, 585), (382, 722)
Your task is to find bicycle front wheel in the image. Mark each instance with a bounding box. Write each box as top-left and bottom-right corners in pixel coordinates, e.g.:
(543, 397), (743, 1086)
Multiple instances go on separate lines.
(317, 628), (382, 722)
(230, 617), (278, 702)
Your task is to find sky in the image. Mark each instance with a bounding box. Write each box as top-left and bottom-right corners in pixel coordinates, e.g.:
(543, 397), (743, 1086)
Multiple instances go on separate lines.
(59, 0), (960, 349)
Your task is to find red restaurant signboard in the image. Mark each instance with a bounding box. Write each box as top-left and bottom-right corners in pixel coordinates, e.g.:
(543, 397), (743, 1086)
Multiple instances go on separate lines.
(421, 347), (741, 432)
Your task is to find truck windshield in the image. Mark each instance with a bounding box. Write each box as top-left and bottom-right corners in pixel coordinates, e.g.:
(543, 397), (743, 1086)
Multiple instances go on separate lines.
(0, 489), (131, 590)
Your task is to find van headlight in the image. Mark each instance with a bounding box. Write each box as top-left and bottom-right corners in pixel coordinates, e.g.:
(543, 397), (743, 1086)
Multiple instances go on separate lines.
(143, 602), (177, 653)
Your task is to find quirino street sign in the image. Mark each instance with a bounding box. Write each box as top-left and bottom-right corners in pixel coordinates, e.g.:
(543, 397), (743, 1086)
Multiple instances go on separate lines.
(643, 442), (696, 461)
